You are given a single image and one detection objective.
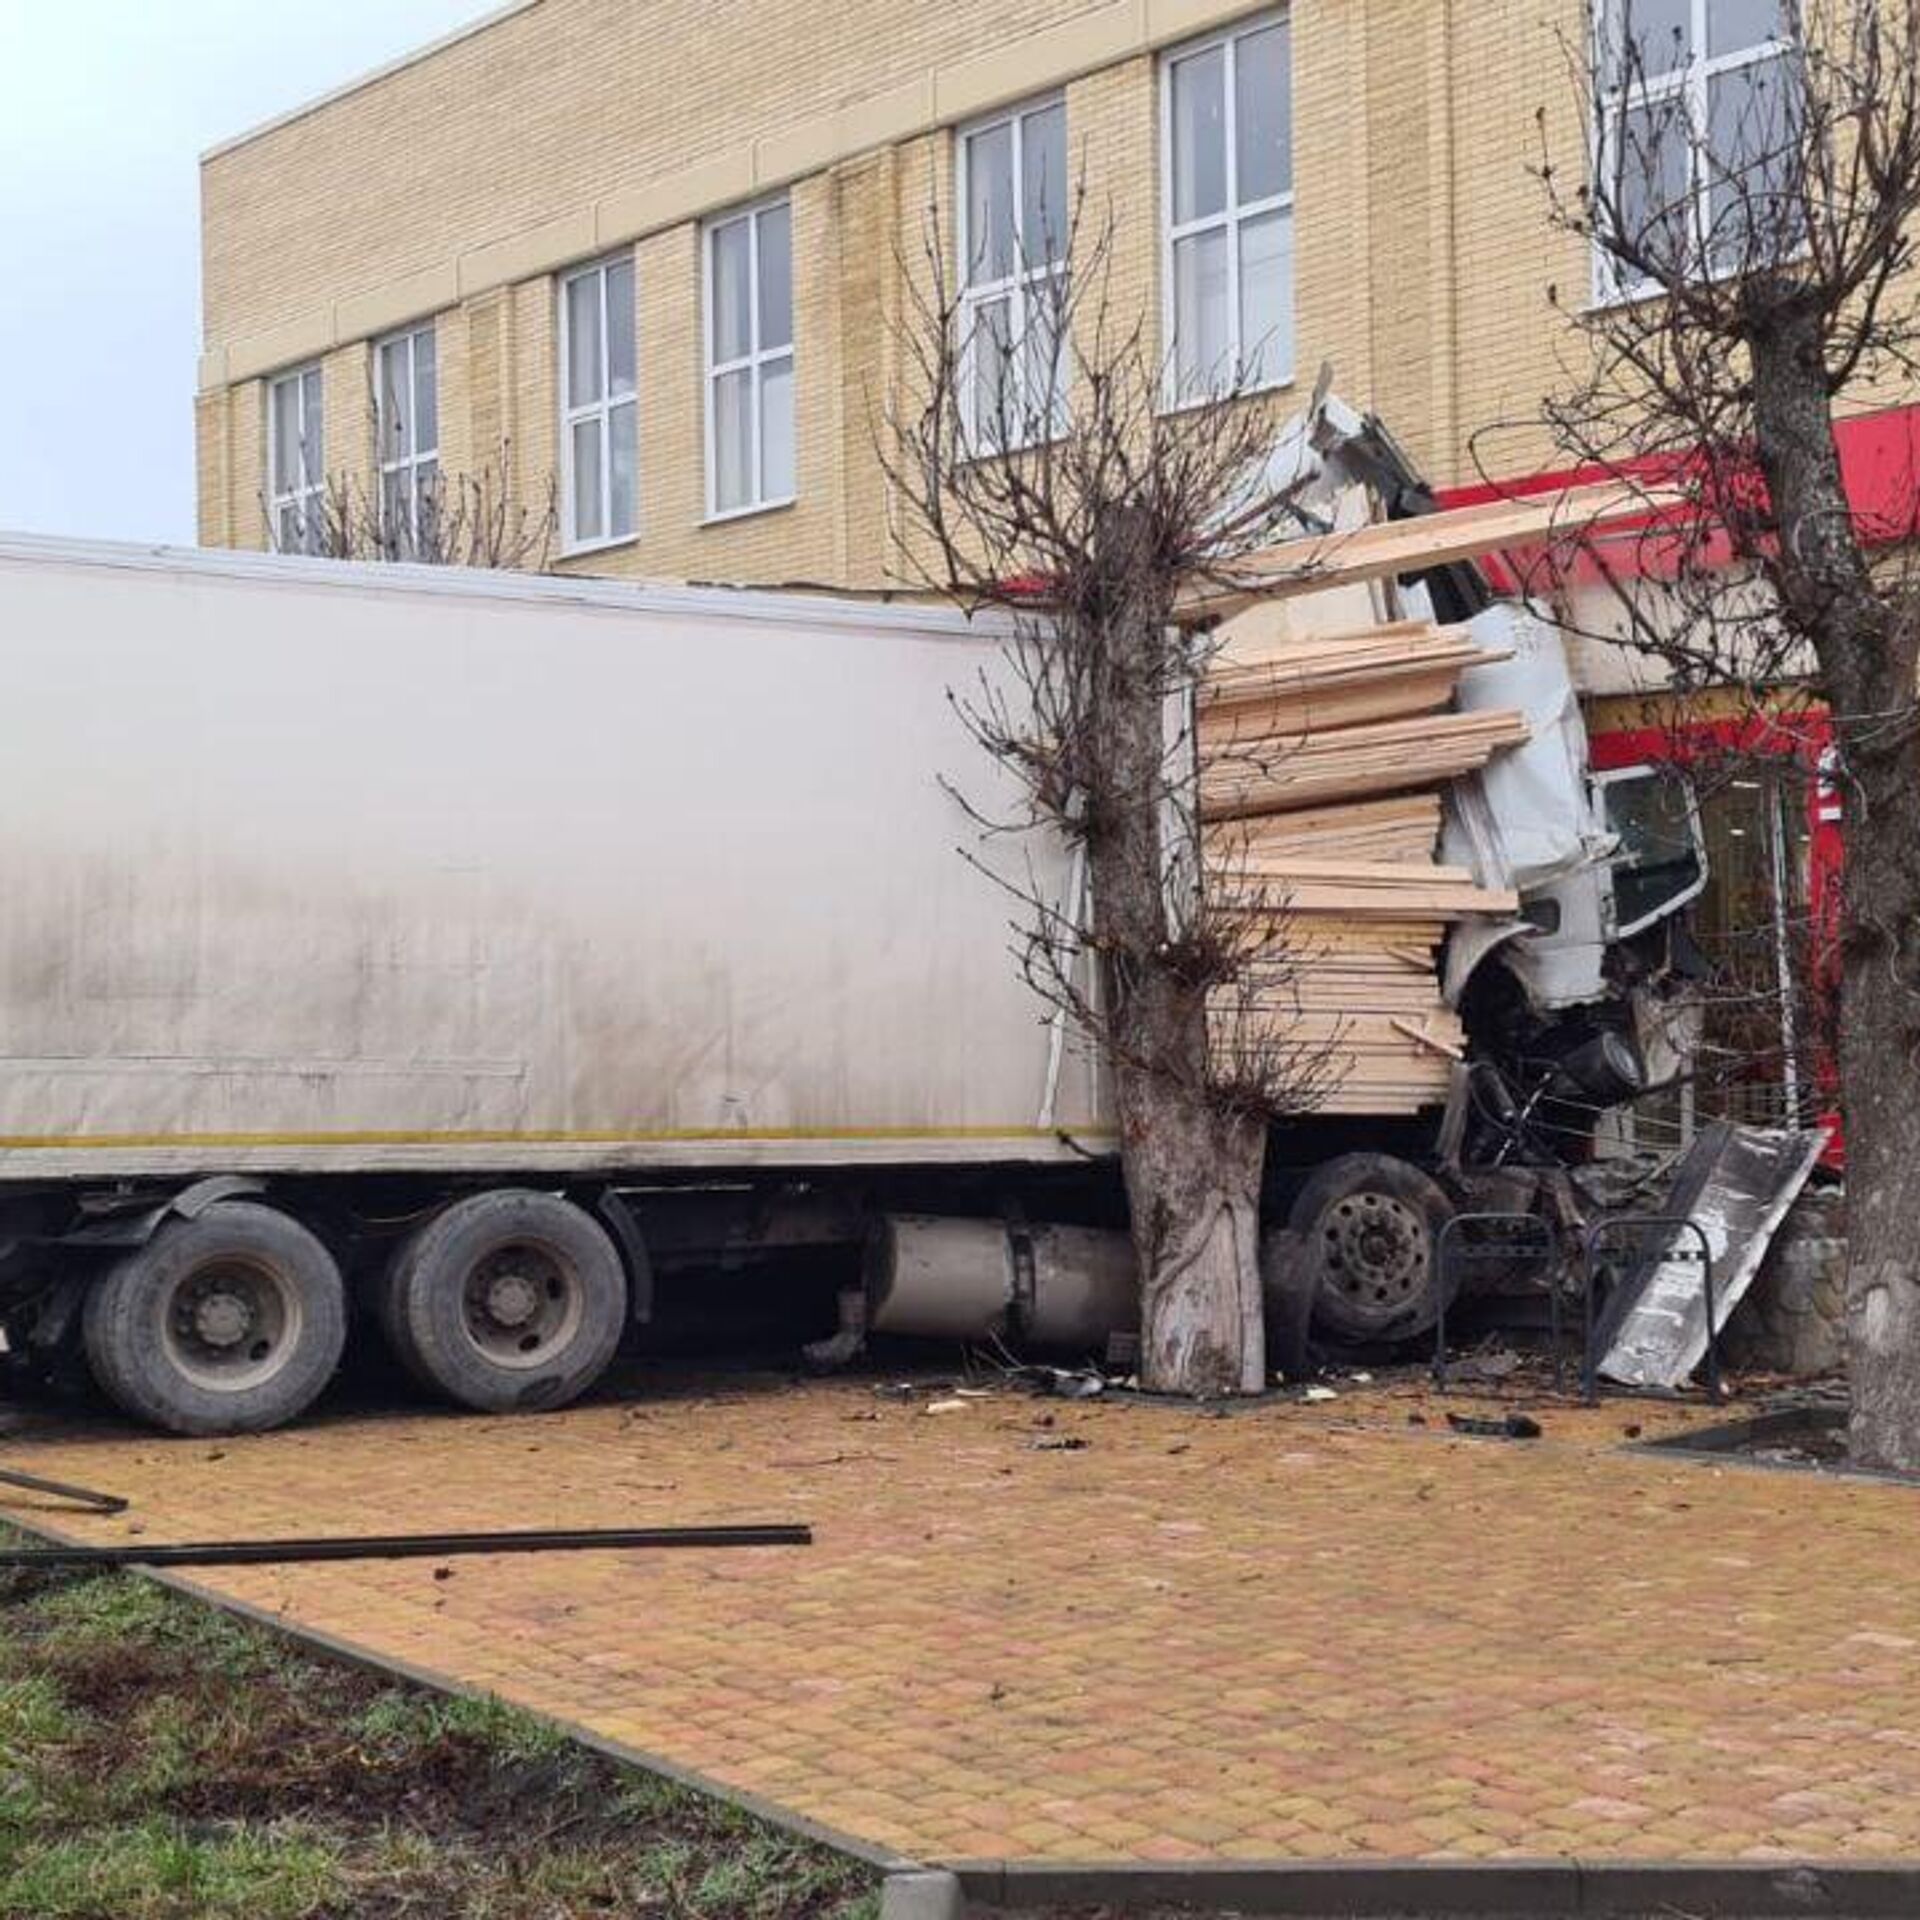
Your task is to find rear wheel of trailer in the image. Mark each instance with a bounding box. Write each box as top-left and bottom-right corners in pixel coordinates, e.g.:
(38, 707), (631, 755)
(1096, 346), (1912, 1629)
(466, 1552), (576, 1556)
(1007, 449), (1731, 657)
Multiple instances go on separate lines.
(378, 1190), (627, 1414)
(80, 1203), (349, 1436)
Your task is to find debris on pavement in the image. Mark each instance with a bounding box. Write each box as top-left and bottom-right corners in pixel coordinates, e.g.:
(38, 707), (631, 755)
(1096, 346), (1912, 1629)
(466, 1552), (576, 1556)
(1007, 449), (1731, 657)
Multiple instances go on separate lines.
(1449, 1346), (1523, 1384)
(1303, 1385), (1339, 1403)
(1445, 1411), (1543, 1441)
(1028, 1435), (1090, 1452)
(1004, 1363), (1111, 1399)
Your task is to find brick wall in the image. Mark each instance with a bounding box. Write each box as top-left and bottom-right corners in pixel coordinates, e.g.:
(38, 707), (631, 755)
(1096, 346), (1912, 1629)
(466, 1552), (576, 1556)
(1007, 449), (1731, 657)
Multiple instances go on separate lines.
(198, 0), (1613, 582)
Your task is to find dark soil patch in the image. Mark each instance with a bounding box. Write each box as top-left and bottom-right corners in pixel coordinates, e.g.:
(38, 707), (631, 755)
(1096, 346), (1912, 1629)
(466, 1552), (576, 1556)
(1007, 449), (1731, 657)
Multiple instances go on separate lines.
(0, 1545), (878, 1920)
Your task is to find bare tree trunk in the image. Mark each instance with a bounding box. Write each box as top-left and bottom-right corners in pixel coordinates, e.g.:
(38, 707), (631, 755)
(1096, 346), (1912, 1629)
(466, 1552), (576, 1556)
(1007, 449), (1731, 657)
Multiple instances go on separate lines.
(1118, 1060), (1266, 1393)
(878, 207), (1327, 1398)
(1750, 308), (1920, 1471)
(1086, 580), (1268, 1395)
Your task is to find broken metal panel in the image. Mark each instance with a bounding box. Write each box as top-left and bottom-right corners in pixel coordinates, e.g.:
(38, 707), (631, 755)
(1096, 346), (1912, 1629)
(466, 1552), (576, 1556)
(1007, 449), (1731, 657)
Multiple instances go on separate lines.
(1595, 1121), (1830, 1388)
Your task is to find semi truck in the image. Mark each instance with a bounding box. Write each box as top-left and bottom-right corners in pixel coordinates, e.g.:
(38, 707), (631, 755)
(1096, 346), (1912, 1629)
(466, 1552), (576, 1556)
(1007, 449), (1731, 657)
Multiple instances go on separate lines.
(0, 412), (1713, 1434)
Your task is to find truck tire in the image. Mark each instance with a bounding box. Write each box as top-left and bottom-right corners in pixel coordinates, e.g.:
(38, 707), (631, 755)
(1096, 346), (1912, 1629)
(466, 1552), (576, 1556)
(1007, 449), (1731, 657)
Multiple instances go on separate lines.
(1288, 1153), (1456, 1344)
(380, 1191), (626, 1413)
(81, 1203), (348, 1435)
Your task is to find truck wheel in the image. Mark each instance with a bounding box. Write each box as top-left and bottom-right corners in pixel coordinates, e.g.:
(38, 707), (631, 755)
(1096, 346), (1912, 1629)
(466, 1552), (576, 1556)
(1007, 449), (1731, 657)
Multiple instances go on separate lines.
(1289, 1154), (1456, 1344)
(82, 1204), (347, 1435)
(381, 1191), (626, 1413)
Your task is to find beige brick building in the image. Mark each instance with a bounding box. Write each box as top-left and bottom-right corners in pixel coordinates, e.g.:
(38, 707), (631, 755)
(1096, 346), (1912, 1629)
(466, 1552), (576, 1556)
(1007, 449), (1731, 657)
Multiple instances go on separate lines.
(191, 0), (1728, 587)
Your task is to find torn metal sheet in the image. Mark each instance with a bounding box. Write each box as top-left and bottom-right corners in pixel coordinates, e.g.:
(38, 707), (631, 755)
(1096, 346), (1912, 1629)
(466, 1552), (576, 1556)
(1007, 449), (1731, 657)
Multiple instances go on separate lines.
(1595, 1122), (1830, 1389)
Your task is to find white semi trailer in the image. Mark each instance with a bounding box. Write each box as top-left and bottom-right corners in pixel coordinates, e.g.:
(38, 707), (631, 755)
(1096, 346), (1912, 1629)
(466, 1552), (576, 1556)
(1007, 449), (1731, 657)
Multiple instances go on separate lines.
(0, 510), (1704, 1434)
(0, 532), (1121, 1432)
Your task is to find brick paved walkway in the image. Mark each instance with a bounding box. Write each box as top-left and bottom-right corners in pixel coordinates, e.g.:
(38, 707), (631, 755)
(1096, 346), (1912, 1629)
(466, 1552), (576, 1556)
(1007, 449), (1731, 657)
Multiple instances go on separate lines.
(3, 1372), (1916, 1867)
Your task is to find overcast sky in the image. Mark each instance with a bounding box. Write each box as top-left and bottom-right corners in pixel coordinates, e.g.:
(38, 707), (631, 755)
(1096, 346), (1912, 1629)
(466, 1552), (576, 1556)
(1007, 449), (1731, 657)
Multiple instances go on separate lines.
(0, 0), (494, 545)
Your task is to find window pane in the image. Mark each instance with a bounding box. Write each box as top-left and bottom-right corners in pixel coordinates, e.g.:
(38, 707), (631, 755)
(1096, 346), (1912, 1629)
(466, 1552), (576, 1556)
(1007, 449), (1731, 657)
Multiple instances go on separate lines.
(1238, 208), (1292, 387)
(1615, 92), (1695, 269)
(272, 379), (299, 493)
(968, 295), (1014, 446)
(415, 459), (440, 553)
(965, 120), (1016, 283)
(1021, 275), (1068, 436)
(571, 417), (604, 542)
(609, 400), (637, 536)
(1604, 768), (1703, 931)
(757, 203), (792, 352)
(1708, 52), (1801, 264)
(379, 341), (410, 462)
(1170, 44), (1227, 223)
(414, 329), (438, 453)
(1172, 227), (1230, 397)
(1709, 0), (1787, 57)
(301, 370), (323, 481)
(1022, 103), (1067, 267)
(759, 356), (794, 502)
(1235, 21), (1291, 203)
(382, 468), (410, 550)
(713, 366), (753, 512)
(566, 272), (603, 408)
(1600, 0), (1691, 86)
(712, 219), (752, 363)
(607, 260), (636, 398)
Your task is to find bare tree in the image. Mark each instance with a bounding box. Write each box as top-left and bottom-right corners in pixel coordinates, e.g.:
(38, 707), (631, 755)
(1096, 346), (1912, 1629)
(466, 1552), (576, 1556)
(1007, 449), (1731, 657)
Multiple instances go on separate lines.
(265, 438), (557, 571)
(880, 197), (1341, 1396)
(1525, 0), (1920, 1465)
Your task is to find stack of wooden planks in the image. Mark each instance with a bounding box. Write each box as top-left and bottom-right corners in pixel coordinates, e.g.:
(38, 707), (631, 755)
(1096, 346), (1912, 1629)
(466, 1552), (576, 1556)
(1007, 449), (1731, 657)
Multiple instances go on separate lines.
(1202, 617), (1524, 1115)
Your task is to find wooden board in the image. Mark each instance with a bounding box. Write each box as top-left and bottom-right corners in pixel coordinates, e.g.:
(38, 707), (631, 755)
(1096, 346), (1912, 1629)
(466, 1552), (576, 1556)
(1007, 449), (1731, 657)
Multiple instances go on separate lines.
(1205, 795), (1442, 865)
(1215, 866), (1517, 918)
(1198, 666), (1464, 740)
(1179, 481), (1687, 621)
(1199, 708), (1529, 818)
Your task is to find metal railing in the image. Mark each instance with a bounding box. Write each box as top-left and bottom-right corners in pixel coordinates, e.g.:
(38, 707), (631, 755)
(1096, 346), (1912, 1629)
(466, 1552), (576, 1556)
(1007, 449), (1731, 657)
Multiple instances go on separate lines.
(1433, 1208), (1720, 1407)
(1433, 1211), (1560, 1393)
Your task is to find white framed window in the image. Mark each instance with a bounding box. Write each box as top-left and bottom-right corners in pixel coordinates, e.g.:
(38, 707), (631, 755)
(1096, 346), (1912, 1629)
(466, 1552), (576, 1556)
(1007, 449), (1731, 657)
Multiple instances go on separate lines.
(1162, 9), (1293, 405)
(705, 197), (794, 519)
(559, 254), (638, 551)
(957, 94), (1068, 452)
(1592, 0), (1798, 297)
(266, 363), (325, 554)
(376, 322), (439, 557)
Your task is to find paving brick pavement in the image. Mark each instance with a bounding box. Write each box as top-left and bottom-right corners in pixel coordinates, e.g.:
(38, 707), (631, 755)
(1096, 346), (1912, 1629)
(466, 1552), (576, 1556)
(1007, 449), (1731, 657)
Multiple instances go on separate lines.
(3, 1371), (1917, 1867)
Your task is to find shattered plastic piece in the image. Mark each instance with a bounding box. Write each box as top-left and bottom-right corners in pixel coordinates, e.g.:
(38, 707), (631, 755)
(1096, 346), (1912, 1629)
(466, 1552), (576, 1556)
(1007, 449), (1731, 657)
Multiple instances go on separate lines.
(1303, 1386), (1339, 1403)
(1348, 1371), (1374, 1385)
(924, 1398), (969, 1415)
(1007, 1364), (1109, 1399)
